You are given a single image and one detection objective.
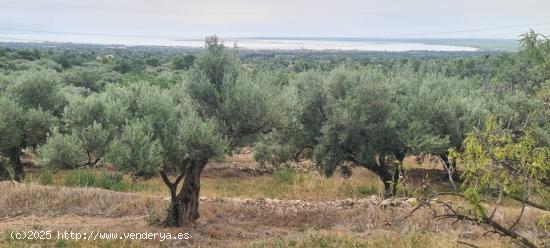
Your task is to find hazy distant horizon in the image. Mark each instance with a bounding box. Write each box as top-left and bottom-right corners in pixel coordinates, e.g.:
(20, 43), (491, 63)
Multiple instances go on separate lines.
(0, 33), (511, 51)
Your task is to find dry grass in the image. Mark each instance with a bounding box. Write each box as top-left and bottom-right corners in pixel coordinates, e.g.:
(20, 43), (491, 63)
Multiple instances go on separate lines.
(0, 182), (164, 218)
(0, 182), (533, 247)
(0, 231), (144, 248)
(239, 232), (462, 248)
(189, 200), (514, 247)
(237, 231), (517, 248)
(2, 152), (543, 247)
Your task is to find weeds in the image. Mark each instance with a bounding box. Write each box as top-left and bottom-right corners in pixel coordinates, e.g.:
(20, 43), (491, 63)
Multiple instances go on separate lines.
(38, 170), (54, 185)
(24, 168), (382, 199)
(274, 168), (303, 184)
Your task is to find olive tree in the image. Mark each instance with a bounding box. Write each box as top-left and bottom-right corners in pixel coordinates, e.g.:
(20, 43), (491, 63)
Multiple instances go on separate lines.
(0, 97), (26, 181)
(101, 83), (228, 226)
(390, 71), (487, 181)
(171, 36), (286, 222)
(64, 93), (111, 166)
(256, 65), (489, 196)
(0, 96), (57, 181)
(0, 69), (63, 181)
(7, 69), (66, 116)
(61, 66), (121, 92)
(38, 92), (111, 169)
(256, 67), (404, 196)
(37, 130), (82, 170)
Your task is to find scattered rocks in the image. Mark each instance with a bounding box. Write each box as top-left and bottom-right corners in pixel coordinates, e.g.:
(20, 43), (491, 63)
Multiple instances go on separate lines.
(205, 163), (274, 175)
(381, 197), (417, 208)
(284, 160), (316, 173)
(405, 197), (417, 206)
(199, 196), (416, 212)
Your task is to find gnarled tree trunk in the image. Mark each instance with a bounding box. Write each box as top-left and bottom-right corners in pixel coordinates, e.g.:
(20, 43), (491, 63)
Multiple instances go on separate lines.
(391, 150), (406, 196)
(176, 159), (207, 226)
(9, 147), (24, 182)
(161, 159), (208, 227)
(161, 170), (183, 226)
(371, 154), (393, 198)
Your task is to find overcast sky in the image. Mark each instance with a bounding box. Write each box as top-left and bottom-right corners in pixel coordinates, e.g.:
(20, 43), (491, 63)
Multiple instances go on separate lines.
(1, 0), (550, 38)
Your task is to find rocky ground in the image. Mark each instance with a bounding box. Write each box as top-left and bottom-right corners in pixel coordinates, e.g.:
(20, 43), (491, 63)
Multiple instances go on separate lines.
(198, 196), (418, 212)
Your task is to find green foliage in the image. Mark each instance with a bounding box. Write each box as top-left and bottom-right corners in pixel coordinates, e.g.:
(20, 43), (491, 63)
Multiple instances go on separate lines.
(254, 65), (493, 196)
(105, 121), (164, 178)
(61, 66), (120, 91)
(75, 121), (110, 165)
(63, 93), (109, 130)
(60, 169), (125, 190)
(7, 69), (66, 115)
(452, 116), (550, 218)
(37, 130), (84, 169)
(62, 169), (98, 187)
(177, 115), (228, 162)
(0, 158), (13, 180)
(186, 37), (285, 149)
(186, 38), (240, 119)
(145, 57), (160, 67)
(0, 97), (57, 151)
(113, 58), (145, 74)
(15, 49), (40, 61)
(313, 67), (394, 174)
(0, 96), (25, 152)
(172, 55), (195, 70)
(119, 73), (177, 88)
(38, 170), (54, 185)
(23, 108), (58, 148)
(393, 72), (486, 155)
(0, 95), (57, 181)
(273, 168), (303, 184)
(519, 31), (550, 88)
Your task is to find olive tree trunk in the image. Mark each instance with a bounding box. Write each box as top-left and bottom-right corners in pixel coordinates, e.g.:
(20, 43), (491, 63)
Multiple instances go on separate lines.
(175, 159), (207, 226)
(161, 160), (208, 227)
(391, 150), (406, 196)
(368, 154), (393, 198)
(161, 170), (182, 227)
(9, 147), (24, 182)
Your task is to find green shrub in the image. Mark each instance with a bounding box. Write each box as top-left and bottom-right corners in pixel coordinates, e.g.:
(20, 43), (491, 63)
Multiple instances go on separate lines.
(63, 169), (97, 187)
(96, 172), (127, 191)
(274, 168), (302, 184)
(38, 170), (54, 185)
(356, 185), (379, 196)
(61, 169), (130, 191)
(37, 131), (84, 169)
(0, 159), (13, 180)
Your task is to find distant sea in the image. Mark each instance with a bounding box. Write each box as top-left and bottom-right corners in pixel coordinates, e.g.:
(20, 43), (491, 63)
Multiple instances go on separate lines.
(0, 33), (519, 51)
